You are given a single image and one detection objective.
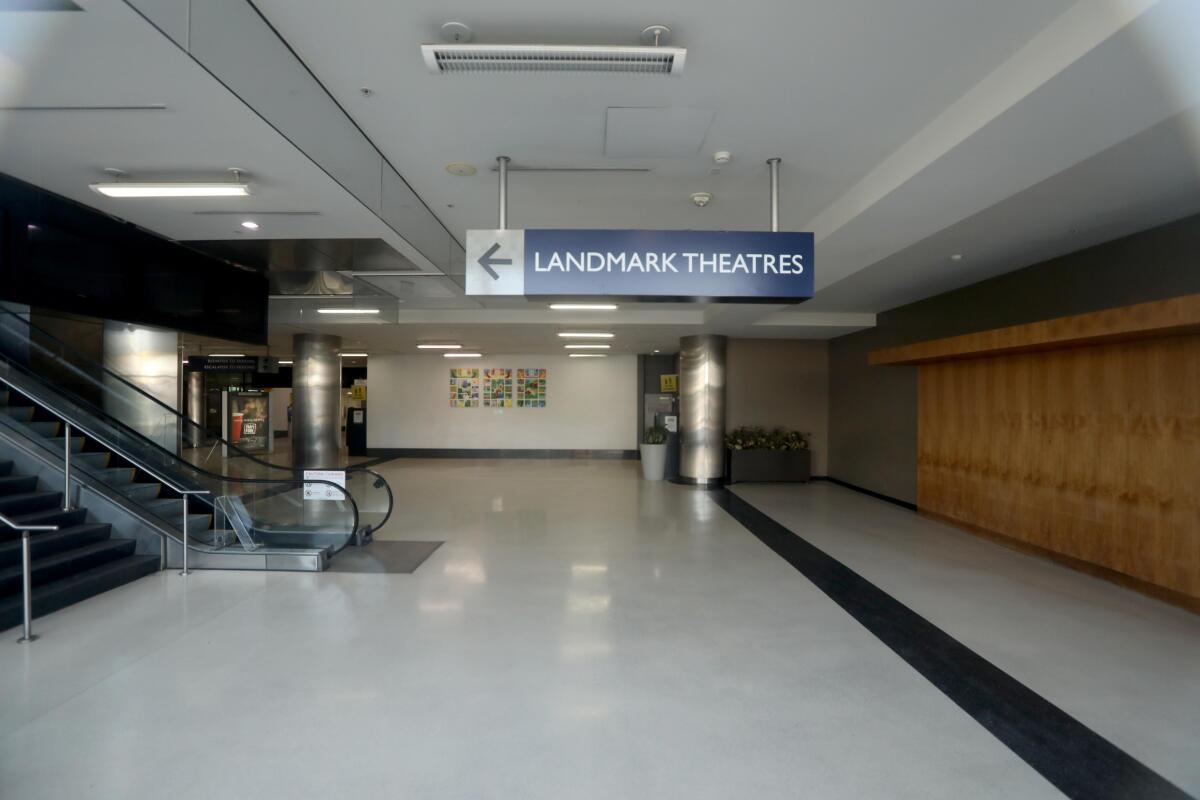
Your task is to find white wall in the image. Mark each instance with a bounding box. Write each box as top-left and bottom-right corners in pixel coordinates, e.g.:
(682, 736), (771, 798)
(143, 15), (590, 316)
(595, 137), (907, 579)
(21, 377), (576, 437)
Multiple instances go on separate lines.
(726, 339), (830, 475)
(269, 387), (291, 435)
(368, 354), (637, 450)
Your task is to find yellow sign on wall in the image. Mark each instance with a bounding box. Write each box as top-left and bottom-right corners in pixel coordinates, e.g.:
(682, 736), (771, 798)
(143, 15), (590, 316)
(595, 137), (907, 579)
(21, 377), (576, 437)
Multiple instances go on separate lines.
(350, 385), (367, 401)
(660, 374), (678, 393)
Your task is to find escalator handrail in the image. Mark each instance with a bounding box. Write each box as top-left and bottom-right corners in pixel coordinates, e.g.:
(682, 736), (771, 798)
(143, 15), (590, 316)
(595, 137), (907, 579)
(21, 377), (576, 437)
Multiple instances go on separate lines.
(1, 307), (352, 475)
(0, 308), (391, 530)
(0, 374), (361, 540)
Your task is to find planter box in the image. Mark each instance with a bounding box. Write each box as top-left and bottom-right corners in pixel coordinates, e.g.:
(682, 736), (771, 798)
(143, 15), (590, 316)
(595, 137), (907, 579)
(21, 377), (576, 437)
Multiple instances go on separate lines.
(726, 449), (811, 484)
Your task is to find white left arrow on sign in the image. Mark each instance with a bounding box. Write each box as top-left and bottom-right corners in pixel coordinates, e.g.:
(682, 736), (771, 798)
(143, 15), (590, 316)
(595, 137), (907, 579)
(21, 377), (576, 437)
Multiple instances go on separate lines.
(466, 229), (525, 296)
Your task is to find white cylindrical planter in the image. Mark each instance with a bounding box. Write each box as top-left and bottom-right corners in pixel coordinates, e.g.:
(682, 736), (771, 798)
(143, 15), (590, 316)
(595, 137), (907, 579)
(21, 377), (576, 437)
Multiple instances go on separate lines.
(640, 443), (667, 481)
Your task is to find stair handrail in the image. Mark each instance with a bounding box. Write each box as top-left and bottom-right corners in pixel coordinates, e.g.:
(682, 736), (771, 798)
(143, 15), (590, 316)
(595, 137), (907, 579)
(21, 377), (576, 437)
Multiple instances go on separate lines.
(0, 372), (210, 497)
(0, 513), (58, 644)
(1, 306), (356, 474)
(0, 307), (392, 534)
(0, 376), (360, 572)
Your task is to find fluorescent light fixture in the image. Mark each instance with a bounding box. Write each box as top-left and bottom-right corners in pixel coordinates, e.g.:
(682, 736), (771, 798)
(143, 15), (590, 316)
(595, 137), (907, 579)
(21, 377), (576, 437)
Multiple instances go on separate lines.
(208, 353), (245, 357)
(549, 303), (618, 311)
(278, 360), (293, 365)
(317, 308), (380, 315)
(569, 353), (607, 358)
(564, 344), (610, 350)
(444, 352), (482, 358)
(241, 220), (259, 230)
(557, 332), (614, 339)
(90, 183), (250, 198)
(341, 352), (368, 358)
(417, 344), (462, 350)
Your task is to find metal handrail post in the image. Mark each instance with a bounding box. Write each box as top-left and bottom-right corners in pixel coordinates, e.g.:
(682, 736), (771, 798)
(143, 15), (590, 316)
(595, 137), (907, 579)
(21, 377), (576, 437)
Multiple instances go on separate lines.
(2, 514), (59, 644)
(17, 530), (36, 643)
(62, 421), (72, 511)
(179, 493), (190, 576)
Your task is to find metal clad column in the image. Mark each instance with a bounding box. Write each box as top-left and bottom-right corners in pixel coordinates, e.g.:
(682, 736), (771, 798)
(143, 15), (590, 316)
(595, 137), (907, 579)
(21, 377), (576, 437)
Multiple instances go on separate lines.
(291, 333), (342, 470)
(678, 335), (727, 485)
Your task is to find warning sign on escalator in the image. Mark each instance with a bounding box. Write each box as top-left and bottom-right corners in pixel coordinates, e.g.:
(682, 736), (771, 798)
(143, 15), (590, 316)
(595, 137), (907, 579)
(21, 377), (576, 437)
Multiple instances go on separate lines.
(303, 470), (346, 501)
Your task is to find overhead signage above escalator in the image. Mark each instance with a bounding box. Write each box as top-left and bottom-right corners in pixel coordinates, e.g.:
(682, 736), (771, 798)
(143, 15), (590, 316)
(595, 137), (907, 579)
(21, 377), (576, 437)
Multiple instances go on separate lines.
(465, 229), (814, 302)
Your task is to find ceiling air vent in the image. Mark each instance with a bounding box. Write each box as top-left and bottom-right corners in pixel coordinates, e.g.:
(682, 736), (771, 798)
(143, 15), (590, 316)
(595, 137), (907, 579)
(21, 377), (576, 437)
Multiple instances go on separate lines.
(421, 25), (685, 76)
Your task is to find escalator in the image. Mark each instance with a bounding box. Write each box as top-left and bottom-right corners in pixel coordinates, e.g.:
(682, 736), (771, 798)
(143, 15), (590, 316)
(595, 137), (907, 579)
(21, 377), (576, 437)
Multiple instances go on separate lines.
(0, 307), (394, 574)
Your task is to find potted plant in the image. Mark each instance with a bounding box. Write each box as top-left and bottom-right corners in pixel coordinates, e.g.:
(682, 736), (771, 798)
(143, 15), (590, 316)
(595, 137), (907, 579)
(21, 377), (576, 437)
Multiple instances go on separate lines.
(640, 425), (668, 481)
(725, 426), (812, 483)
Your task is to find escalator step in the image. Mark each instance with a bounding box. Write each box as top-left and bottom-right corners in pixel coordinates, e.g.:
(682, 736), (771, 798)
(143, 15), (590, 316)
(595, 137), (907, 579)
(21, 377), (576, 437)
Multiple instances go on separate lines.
(120, 483), (161, 502)
(2, 406), (34, 423)
(49, 436), (86, 453)
(28, 421), (62, 438)
(75, 452), (112, 469)
(0, 554), (159, 631)
(95, 467), (136, 486)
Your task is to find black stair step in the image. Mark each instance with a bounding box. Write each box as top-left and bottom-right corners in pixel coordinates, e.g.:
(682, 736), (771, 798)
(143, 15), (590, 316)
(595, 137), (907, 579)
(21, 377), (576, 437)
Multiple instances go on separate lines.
(0, 538), (135, 596)
(0, 554), (159, 631)
(0, 490), (62, 516)
(0, 460), (13, 477)
(143, 498), (214, 532)
(0, 523), (111, 567)
(0, 475), (37, 496)
(12, 507), (88, 528)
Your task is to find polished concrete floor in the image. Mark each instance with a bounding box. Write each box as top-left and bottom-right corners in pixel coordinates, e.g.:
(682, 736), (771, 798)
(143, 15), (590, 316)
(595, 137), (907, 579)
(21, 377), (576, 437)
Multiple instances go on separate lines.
(1, 460), (1196, 798)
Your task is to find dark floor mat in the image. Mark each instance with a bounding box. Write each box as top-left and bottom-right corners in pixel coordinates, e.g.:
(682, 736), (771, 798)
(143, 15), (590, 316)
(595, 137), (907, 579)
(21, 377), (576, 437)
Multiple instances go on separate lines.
(328, 541), (443, 574)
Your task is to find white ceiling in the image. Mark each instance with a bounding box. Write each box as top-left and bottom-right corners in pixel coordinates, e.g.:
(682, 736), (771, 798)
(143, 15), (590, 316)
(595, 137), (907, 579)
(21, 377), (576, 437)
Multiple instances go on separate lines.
(3, 0), (1200, 354)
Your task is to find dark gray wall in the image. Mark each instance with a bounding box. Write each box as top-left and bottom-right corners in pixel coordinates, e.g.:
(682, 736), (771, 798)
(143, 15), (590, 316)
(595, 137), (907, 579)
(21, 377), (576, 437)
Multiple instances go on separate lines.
(829, 212), (1200, 504)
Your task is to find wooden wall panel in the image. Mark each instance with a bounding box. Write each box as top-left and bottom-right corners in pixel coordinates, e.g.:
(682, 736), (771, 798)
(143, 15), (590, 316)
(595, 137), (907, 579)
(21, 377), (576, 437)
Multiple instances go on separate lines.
(917, 334), (1200, 600)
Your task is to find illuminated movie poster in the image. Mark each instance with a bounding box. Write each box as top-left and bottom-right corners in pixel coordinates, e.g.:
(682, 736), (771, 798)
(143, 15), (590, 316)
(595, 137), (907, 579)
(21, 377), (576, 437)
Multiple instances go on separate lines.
(516, 368), (546, 408)
(483, 367), (513, 408)
(450, 368), (479, 408)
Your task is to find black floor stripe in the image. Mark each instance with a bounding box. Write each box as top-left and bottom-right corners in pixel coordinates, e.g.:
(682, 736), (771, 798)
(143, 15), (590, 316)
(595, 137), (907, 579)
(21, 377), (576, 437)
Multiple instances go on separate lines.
(711, 489), (1194, 800)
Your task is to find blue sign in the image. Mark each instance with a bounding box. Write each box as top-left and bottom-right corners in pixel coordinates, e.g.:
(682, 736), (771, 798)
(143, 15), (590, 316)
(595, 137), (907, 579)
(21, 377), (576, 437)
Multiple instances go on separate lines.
(465, 229), (813, 301)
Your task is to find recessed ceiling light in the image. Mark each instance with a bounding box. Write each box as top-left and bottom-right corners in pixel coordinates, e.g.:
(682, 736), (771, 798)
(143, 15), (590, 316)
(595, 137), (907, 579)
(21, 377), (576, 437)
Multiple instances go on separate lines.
(241, 220), (259, 230)
(317, 308), (381, 315)
(549, 303), (618, 311)
(557, 332), (614, 339)
(340, 352), (368, 357)
(950, 253), (964, 261)
(90, 183), (251, 198)
(653, 349), (661, 353)
(209, 353), (245, 357)
(564, 344), (610, 350)
(417, 343), (462, 349)
(569, 353), (607, 358)
(181, 359), (189, 364)
(445, 162), (477, 176)
(444, 352), (482, 358)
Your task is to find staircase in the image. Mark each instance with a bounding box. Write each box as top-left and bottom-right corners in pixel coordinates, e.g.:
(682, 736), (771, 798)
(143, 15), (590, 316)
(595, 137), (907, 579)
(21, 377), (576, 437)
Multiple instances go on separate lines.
(0, 457), (158, 631)
(0, 388), (225, 547)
